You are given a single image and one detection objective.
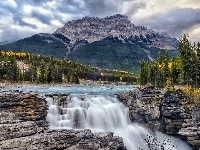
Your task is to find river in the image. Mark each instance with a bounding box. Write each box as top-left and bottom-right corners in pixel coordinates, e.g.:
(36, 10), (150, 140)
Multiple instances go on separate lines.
(2, 84), (192, 150)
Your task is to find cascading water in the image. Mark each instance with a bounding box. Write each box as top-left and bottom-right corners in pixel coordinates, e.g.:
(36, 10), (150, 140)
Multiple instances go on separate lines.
(46, 93), (192, 150)
(2, 84), (191, 149)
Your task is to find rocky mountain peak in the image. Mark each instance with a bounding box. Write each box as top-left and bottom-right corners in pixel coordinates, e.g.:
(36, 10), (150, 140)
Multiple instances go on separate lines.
(65, 14), (132, 27)
(54, 14), (178, 50)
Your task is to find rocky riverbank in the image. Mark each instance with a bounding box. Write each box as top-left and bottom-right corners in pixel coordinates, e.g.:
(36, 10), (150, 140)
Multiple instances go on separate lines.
(116, 86), (200, 150)
(0, 91), (126, 150)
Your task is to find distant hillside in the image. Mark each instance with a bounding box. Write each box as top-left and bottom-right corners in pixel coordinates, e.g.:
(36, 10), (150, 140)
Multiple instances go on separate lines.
(0, 50), (138, 84)
(0, 41), (9, 45)
(67, 37), (177, 73)
(0, 33), (70, 59)
(0, 14), (178, 73)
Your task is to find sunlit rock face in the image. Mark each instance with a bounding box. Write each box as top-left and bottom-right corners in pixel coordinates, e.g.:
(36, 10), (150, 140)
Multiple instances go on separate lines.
(0, 92), (48, 141)
(117, 86), (200, 150)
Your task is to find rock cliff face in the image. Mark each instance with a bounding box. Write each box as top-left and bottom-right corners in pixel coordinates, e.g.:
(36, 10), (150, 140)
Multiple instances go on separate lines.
(0, 92), (48, 142)
(55, 14), (178, 51)
(117, 87), (200, 149)
(0, 91), (126, 150)
(116, 86), (162, 130)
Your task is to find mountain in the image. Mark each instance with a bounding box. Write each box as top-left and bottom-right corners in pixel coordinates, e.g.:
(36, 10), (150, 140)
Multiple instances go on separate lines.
(0, 14), (178, 73)
(0, 33), (70, 58)
(0, 41), (9, 45)
(55, 14), (178, 51)
(67, 36), (177, 73)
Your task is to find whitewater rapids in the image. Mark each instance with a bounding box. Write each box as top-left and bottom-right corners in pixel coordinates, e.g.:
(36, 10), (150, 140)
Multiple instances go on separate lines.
(46, 93), (191, 150)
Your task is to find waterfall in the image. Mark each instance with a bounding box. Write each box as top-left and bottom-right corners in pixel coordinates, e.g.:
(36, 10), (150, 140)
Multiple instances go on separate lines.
(46, 94), (191, 150)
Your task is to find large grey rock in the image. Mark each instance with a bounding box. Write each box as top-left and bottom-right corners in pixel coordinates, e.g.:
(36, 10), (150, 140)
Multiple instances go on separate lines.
(117, 86), (200, 149)
(0, 129), (126, 150)
(116, 86), (162, 130)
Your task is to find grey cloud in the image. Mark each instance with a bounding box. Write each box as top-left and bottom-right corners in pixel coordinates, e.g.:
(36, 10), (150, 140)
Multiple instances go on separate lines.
(0, 1), (17, 15)
(0, 25), (39, 42)
(31, 0), (53, 4)
(9, 0), (58, 27)
(13, 16), (37, 29)
(1, 0), (199, 42)
(19, 20), (37, 29)
(0, 1), (38, 29)
(137, 8), (200, 38)
(82, 0), (140, 18)
(83, 0), (121, 17)
(62, 0), (85, 9)
(165, 9), (200, 38)
(17, 0), (53, 6)
(196, 11), (200, 23)
(56, 0), (86, 14)
(31, 10), (52, 25)
(0, 8), (7, 16)
(124, 1), (146, 16)
(52, 0), (88, 23)
(0, 27), (20, 42)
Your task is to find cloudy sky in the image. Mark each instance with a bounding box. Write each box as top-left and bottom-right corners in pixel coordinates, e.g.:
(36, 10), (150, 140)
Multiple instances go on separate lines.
(0, 0), (200, 43)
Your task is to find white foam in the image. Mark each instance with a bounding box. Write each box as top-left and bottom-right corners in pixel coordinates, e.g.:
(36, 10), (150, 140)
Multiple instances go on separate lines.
(46, 94), (192, 150)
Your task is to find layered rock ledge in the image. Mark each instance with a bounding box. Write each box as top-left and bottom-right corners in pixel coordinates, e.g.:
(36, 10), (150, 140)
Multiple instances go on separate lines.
(0, 91), (126, 150)
(116, 86), (200, 150)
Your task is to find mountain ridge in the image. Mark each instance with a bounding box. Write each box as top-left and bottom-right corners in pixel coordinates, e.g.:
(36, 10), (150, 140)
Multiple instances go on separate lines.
(0, 14), (178, 72)
(55, 14), (178, 53)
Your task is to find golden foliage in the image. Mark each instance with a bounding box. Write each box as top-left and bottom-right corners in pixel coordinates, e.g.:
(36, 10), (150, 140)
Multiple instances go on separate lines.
(1, 51), (31, 59)
(168, 62), (172, 69)
(166, 77), (171, 85)
(181, 86), (200, 106)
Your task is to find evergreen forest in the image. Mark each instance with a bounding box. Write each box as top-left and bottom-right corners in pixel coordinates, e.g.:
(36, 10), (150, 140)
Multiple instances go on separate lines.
(140, 34), (200, 88)
(0, 50), (137, 84)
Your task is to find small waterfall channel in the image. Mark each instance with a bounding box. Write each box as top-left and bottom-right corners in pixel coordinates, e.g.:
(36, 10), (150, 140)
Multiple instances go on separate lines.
(46, 86), (191, 150)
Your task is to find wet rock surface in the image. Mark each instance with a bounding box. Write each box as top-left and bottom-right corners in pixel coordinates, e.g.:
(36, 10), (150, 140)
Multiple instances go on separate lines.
(0, 129), (126, 150)
(117, 86), (200, 149)
(116, 86), (162, 130)
(0, 91), (126, 150)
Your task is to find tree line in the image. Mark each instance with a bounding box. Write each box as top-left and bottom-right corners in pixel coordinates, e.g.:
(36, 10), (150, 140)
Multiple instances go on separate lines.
(140, 34), (200, 88)
(0, 50), (137, 84)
